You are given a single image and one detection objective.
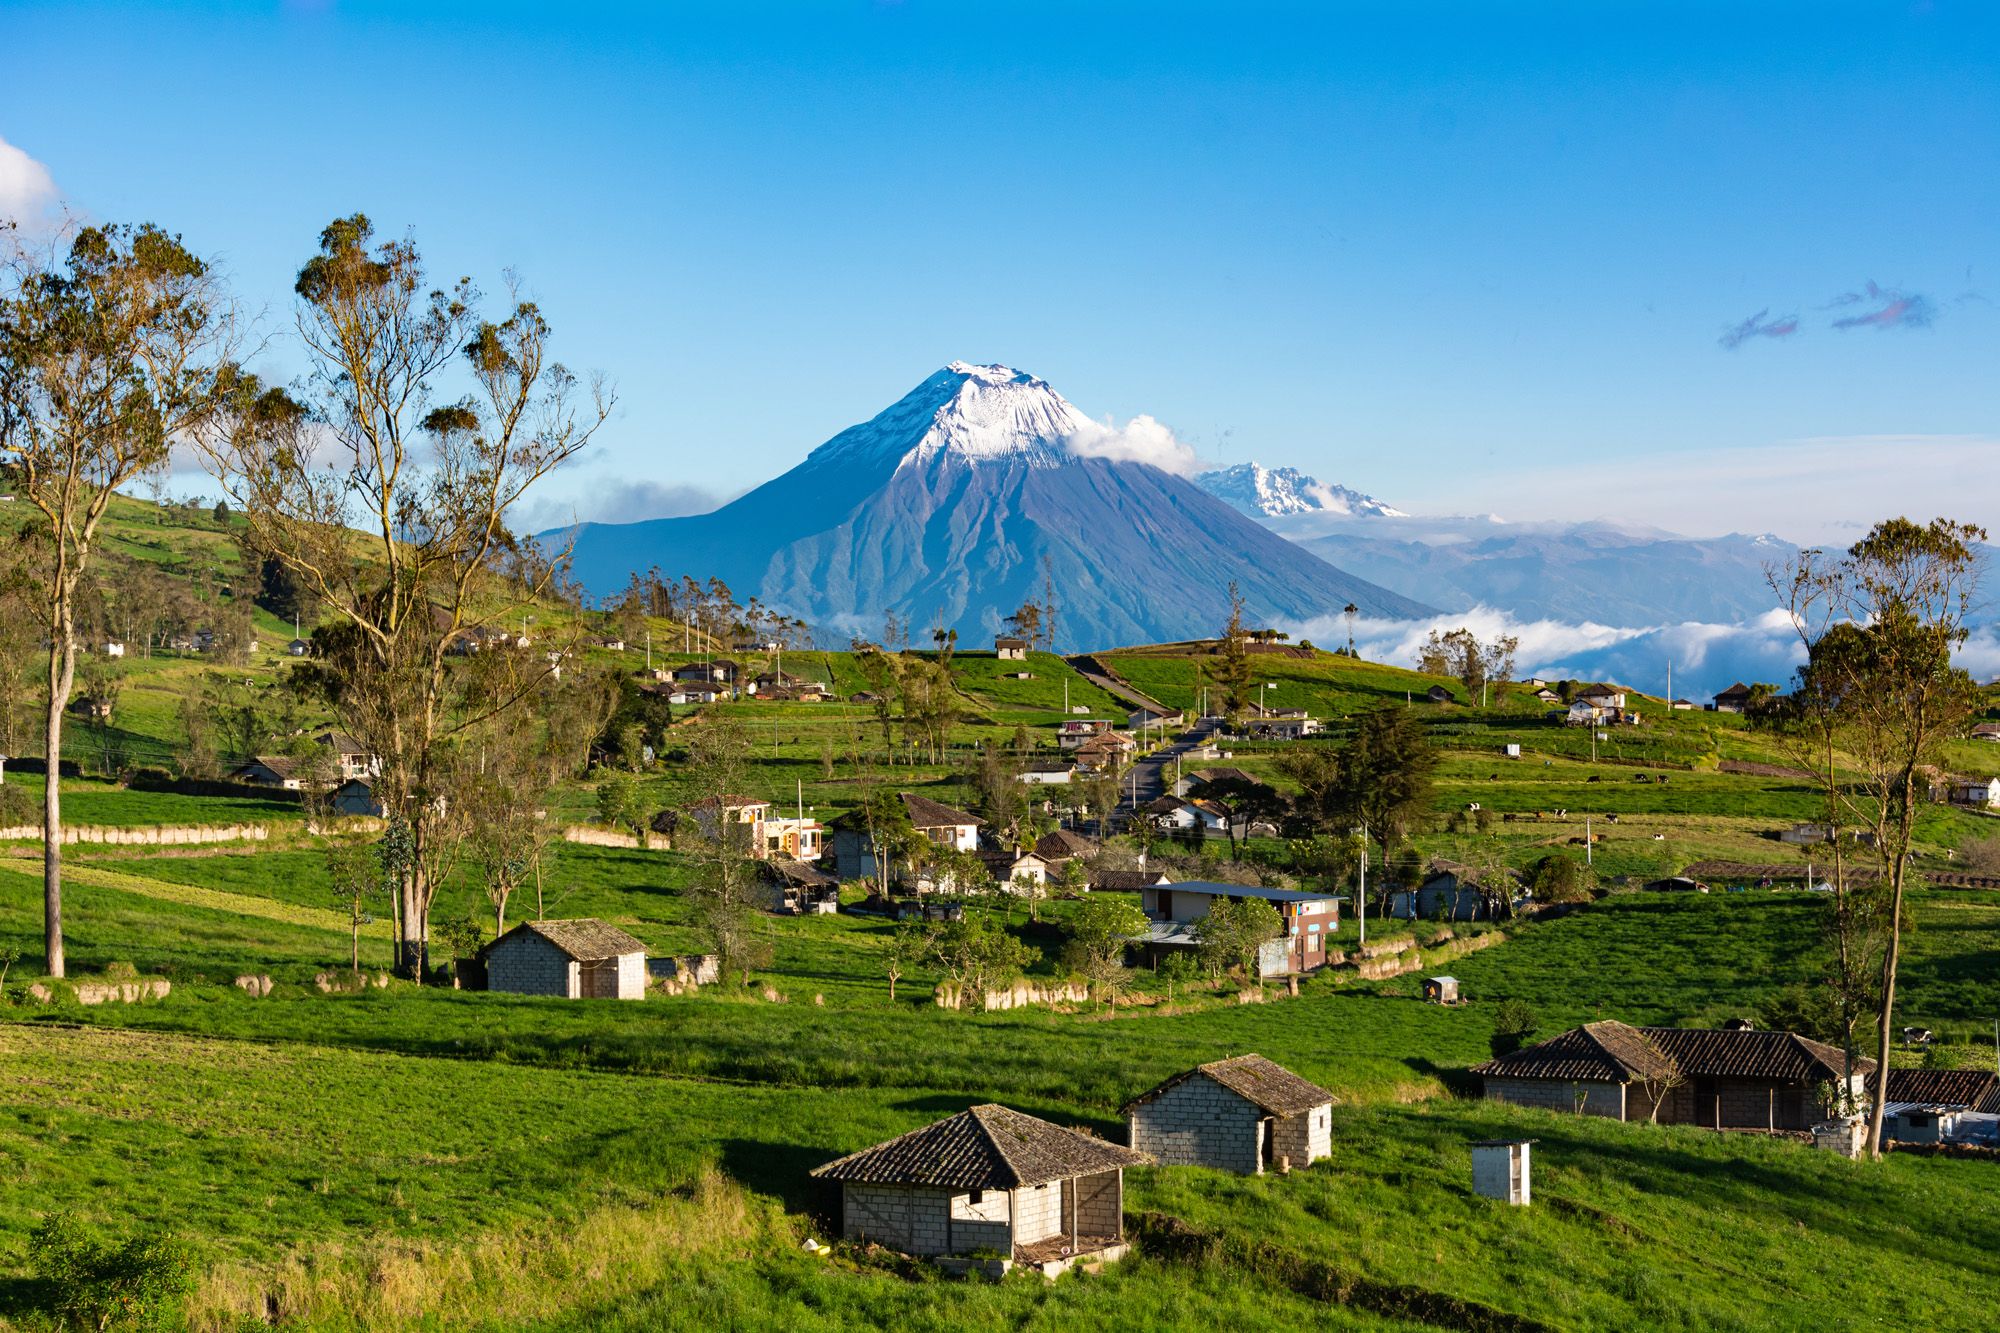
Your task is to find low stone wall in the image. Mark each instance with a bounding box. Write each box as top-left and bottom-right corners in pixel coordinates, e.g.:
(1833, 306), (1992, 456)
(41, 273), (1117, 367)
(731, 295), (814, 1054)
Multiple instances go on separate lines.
(23, 977), (171, 1004)
(562, 825), (659, 851)
(934, 978), (1093, 1011)
(1346, 928), (1505, 981)
(0, 823), (269, 846)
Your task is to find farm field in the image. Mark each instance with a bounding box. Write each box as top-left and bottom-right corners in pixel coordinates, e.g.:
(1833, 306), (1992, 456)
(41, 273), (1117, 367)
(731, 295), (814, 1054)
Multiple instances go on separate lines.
(4, 878), (2000, 1330)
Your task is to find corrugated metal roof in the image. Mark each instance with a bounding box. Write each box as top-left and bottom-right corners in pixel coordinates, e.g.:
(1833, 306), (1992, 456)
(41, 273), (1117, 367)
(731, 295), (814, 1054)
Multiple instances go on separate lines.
(810, 1105), (1147, 1189)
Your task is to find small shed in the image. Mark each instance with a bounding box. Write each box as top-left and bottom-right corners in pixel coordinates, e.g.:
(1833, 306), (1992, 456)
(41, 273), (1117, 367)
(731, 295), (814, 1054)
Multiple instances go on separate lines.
(482, 919), (647, 1000)
(995, 637), (1030, 661)
(1422, 976), (1461, 1005)
(1471, 1140), (1531, 1205)
(1125, 1054), (1334, 1175)
(811, 1104), (1147, 1274)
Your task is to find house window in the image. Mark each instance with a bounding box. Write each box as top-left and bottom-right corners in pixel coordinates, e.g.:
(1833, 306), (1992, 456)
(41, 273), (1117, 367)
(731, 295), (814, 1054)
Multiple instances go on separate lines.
(970, 1190), (983, 1204)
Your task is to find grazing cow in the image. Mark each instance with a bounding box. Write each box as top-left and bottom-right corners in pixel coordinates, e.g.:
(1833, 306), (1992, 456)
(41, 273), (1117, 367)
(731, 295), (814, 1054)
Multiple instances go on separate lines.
(1587, 775), (1602, 784)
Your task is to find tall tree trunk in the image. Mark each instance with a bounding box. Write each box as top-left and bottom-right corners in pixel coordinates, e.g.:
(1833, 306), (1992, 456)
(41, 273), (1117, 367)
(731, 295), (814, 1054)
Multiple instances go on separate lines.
(41, 626), (75, 979)
(1866, 776), (1919, 1159)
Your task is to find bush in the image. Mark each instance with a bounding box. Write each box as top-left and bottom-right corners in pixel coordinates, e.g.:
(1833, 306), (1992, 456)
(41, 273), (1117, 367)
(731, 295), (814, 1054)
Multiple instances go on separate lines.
(30, 1214), (197, 1332)
(1490, 998), (1537, 1058)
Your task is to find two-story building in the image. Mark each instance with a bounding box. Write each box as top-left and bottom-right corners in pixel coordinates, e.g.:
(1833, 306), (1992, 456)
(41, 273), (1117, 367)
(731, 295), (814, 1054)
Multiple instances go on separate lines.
(829, 793), (983, 889)
(1132, 881), (1339, 977)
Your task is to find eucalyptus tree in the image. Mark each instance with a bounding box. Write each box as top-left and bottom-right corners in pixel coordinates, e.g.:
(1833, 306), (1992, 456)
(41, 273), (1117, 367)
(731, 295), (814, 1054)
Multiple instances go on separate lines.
(199, 215), (610, 976)
(0, 222), (234, 976)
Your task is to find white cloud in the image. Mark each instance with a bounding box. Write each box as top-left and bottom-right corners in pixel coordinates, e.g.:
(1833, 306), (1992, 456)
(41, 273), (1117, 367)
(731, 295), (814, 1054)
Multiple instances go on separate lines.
(1063, 413), (1204, 476)
(0, 134), (59, 225)
(1282, 603), (1823, 700)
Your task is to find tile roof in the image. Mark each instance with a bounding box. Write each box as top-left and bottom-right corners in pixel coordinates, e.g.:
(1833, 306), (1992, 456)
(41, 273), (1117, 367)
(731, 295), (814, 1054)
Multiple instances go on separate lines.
(898, 792), (982, 829)
(1155, 880), (1339, 906)
(810, 1104), (1147, 1189)
(1877, 1068), (2000, 1112)
(762, 858), (837, 889)
(486, 918), (647, 962)
(1126, 1054), (1333, 1116)
(1472, 1021), (1875, 1083)
(1034, 829), (1097, 860)
(237, 754), (303, 781)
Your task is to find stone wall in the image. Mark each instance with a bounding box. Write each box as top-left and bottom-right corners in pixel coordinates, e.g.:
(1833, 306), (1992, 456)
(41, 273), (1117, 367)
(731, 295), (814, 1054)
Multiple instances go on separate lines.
(1010, 1180), (1063, 1245)
(1270, 1105), (1332, 1167)
(487, 932), (578, 998)
(1661, 1079), (1817, 1130)
(1128, 1074), (1263, 1174)
(1073, 1170), (1122, 1237)
(0, 823), (267, 846)
(1484, 1076), (1627, 1118)
(562, 825), (655, 851)
(933, 978), (1094, 1011)
(947, 1190), (1013, 1255)
(842, 1183), (968, 1256)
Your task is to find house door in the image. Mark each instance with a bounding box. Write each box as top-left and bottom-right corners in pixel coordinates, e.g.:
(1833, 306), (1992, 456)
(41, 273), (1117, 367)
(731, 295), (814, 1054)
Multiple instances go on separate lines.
(1260, 1117), (1277, 1170)
(1694, 1076), (1720, 1128)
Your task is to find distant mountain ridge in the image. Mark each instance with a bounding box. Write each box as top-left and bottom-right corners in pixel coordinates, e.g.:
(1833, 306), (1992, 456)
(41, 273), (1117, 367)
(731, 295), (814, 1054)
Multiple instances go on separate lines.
(551, 363), (1434, 645)
(1195, 462), (1406, 518)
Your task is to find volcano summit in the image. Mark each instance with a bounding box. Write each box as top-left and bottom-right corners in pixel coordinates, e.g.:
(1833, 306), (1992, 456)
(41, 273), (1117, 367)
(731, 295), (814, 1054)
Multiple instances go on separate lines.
(553, 363), (1432, 645)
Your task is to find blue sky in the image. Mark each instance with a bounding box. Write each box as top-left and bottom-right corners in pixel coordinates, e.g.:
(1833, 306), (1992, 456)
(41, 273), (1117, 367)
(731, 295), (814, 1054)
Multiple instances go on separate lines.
(2, 0), (1995, 540)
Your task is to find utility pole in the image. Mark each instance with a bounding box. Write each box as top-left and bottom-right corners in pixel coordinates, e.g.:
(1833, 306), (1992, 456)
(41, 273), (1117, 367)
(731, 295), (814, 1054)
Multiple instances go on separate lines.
(645, 629), (652, 673)
(1356, 823), (1368, 947)
(1585, 815), (1593, 868)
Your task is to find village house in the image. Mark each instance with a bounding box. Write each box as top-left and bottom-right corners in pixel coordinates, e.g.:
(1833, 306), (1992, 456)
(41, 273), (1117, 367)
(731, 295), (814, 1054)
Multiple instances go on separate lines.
(1246, 711), (1321, 740)
(680, 794), (824, 862)
(829, 792), (982, 887)
(331, 778), (384, 817)
(1142, 795), (1232, 838)
(1425, 685), (1452, 704)
(1033, 828), (1096, 867)
(1712, 681), (1755, 713)
(1134, 881), (1339, 976)
(1670, 698), (1696, 710)
(1947, 777), (2000, 809)
(1875, 1069), (2000, 1145)
(810, 1104), (1147, 1275)
(1972, 722), (2000, 742)
(1127, 706), (1184, 732)
(232, 755), (306, 790)
(758, 858), (841, 915)
(1057, 718), (1116, 750)
(315, 730), (380, 782)
(979, 847), (1051, 892)
(1390, 859), (1513, 922)
(481, 919), (648, 1000)
(1472, 1020), (1874, 1130)
(1126, 1054), (1334, 1175)
(672, 659), (741, 684)
(994, 636), (1030, 661)
(1576, 683), (1627, 709)
(1532, 687), (1561, 703)
(658, 680), (727, 705)
(286, 637), (311, 657)
(1017, 760), (1076, 786)
(1072, 731), (1138, 773)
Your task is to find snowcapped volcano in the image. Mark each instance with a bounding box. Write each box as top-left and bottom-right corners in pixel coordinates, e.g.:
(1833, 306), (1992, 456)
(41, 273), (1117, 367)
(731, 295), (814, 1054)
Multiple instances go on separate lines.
(810, 361), (1090, 470)
(552, 363), (1433, 644)
(1196, 462), (1406, 518)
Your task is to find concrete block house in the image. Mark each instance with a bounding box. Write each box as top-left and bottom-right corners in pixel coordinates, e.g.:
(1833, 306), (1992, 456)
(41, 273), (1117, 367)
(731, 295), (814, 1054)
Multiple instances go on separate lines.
(1125, 1054), (1334, 1175)
(810, 1104), (1148, 1275)
(1472, 1020), (1873, 1129)
(481, 919), (648, 1000)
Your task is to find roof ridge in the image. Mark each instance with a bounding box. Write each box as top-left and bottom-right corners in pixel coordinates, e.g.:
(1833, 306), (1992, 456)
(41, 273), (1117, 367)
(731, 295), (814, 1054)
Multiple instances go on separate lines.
(968, 1104), (1025, 1188)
